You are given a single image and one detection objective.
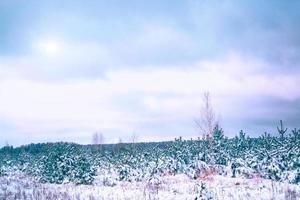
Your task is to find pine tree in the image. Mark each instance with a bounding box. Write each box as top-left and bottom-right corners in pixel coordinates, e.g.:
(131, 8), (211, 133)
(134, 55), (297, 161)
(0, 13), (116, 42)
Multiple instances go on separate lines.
(277, 120), (287, 140)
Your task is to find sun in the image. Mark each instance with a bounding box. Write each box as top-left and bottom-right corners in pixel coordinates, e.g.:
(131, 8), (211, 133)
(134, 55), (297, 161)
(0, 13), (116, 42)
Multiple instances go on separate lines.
(36, 40), (62, 56)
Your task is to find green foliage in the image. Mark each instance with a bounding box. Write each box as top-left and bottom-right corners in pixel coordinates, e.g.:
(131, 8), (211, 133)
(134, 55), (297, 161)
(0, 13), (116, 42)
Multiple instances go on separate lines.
(36, 145), (95, 184)
(0, 121), (299, 185)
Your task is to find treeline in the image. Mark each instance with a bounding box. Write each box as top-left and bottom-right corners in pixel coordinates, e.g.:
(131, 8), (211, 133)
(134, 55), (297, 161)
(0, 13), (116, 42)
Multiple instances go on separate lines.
(0, 122), (299, 185)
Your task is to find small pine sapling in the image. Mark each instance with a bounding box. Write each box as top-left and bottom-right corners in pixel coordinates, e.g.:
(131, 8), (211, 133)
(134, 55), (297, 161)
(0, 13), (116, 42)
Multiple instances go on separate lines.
(277, 120), (287, 140)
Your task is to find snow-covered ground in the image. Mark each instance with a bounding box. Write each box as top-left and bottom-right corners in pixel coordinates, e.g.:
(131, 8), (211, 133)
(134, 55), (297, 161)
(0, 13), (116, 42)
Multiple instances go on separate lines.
(1, 172), (299, 200)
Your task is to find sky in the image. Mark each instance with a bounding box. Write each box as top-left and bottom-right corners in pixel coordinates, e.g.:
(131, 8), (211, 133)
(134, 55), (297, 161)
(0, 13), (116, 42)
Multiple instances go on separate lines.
(0, 0), (300, 146)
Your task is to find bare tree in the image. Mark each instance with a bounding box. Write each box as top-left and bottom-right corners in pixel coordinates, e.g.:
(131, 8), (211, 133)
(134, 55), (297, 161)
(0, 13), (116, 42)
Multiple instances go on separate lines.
(98, 133), (104, 146)
(130, 132), (138, 154)
(195, 91), (217, 139)
(113, 137), (123, 155)
(92, 132), (104, 152)
(92, 132), (99, 145)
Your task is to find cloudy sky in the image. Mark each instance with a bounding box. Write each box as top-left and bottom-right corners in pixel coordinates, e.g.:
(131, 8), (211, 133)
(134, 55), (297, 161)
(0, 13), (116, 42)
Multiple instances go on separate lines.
(1, 0), (300, 146)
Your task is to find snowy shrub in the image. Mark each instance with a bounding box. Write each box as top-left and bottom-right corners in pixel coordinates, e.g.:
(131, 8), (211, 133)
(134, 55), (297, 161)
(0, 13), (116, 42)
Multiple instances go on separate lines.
(231, 158), (255, 178)
(0, 121), (299, 186)
(38, 149), (96, 184)
(117, 165), (132, 181)
(195, 182), (213, 200)
(0, 166), (7, 177)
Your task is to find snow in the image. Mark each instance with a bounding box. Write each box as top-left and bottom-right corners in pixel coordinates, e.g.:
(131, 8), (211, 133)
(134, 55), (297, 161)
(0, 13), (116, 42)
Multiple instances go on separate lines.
(1, 172), (299, 200)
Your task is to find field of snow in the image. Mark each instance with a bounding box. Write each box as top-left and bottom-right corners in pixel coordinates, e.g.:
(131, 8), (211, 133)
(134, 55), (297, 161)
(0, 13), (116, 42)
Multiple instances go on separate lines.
(1, 172), (300, 200)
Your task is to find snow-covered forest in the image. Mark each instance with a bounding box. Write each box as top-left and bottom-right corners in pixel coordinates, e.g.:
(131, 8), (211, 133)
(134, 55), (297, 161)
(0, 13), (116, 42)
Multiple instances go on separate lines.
(1, 123), (300, 199)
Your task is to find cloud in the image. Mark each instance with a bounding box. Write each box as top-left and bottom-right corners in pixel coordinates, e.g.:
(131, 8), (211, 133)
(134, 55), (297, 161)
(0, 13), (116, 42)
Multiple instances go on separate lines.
(1, 0), (300, 145)
(186, 0), (300, 66)
(0, 40), (112, 81)
(0, 23), (194, 81)
(1, 53), (300, 145)
(105, 53), (300, 100)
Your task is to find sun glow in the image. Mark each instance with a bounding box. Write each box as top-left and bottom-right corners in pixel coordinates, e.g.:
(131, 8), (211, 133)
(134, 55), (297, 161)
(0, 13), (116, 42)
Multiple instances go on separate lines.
(36, 40), (62, 56)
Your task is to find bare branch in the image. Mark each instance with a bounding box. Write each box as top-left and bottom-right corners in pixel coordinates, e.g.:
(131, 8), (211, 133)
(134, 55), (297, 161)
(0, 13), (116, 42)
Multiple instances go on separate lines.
(195, 91), (217, 139)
